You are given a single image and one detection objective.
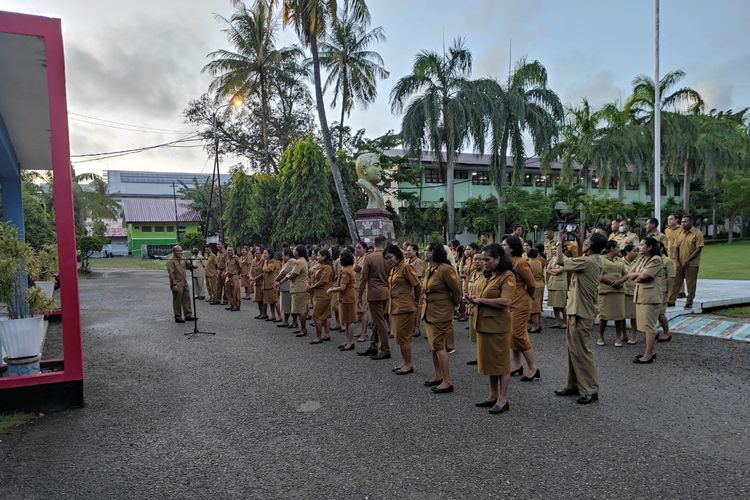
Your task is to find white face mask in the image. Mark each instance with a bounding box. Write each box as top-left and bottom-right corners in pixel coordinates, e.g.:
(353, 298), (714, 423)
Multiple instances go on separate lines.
(619, 226), (626, 233)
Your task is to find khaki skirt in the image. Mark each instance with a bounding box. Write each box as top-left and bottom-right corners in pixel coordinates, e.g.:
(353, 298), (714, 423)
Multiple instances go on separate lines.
(240, 275), (251, 289)
(425, 320), (452, 352)
(625, 294), (636, 319)
(598, 293), (625, 321)
(254, 282), (264, 303)
(636, 302), (660, 334)
(390, 311), (416, 346)
(291, 291), (307, 314)
(532, 287), (544, 314)
(263, 288), (278, 305)
(312, 294), (332, 321)
(510, 307), (532, 352)
(476, 330), (511, 376)
(547, 289), (567, 308)
(339, 301), (357, 324)
(468, 310), (477, 343)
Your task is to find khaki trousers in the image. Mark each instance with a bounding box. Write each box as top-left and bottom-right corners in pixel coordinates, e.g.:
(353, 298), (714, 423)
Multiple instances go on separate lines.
(565, 315), (598, 395)
(226, 275), (240, 309)
(213, 272), (225, 302)
(669, 265), (699, 305)
(205, 274), (216, 301)
(192, 274), (206, 298)
(368, 299), (390, 353)
(171, 283), (192, 319)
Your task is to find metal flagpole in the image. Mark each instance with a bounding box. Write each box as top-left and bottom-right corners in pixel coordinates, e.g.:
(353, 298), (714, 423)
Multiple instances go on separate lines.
(654, 0), (662, 220)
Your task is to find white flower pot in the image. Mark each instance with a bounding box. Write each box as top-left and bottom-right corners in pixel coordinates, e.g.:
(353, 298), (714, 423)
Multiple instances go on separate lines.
(0, 316), (45, 360)
(34, 280), (55, 300)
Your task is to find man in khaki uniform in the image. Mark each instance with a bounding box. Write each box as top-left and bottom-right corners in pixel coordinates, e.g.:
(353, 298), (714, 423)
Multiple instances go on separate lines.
(614, 220), (639, 250)
(608, 218), (622, 241)
(190, 248), (206, 300)
(358, 235), (391, 360)
(543, 229), (555, 259)
(224, 246), (241, 311)
(167, 245), (194, 323)
(668, 215), (704, 308)
(211, 242), (228, 305)
(664, 214), (685, 300)
(554, 233), (606, 404)
(204, 246), (217, 302)
(644, 217), (668, 248)
(405, 243), (423, 336)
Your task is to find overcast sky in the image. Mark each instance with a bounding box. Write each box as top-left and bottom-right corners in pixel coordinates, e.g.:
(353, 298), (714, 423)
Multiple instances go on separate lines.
(5, 0), (750, 176)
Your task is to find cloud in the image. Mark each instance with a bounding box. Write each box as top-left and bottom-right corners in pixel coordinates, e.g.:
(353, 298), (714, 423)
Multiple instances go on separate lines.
(563, 70), (623, 108)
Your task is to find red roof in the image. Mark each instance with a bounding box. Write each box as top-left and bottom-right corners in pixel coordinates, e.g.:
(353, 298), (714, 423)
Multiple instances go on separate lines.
(121, 198), (201, 224)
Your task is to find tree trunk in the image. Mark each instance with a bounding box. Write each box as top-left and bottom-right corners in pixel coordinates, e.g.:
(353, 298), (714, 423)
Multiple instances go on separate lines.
(446, 152), (455, 239)
(617, 179), (625, 202)
(682, 160), (691, 213)
(495, 130), (510, 237)
(712, 206), (717, 239)
(310, 36), (359, 243)
(338, 74), (348, 150)
(260, 75), (273, 174)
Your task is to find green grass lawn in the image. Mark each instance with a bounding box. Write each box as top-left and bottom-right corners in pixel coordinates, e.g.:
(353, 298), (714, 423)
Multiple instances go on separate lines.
(698, 241), (750, 280)
(714, 306), (750, 319)
(88, 257), (166, 271)
(0, 413), (31, 433)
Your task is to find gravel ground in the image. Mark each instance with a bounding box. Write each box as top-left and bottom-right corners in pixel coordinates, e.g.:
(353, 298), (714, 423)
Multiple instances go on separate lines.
(1, 268), (749, 499)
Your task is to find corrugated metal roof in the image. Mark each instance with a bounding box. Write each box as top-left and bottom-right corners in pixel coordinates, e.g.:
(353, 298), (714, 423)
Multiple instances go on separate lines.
(121, 198), (201, 223)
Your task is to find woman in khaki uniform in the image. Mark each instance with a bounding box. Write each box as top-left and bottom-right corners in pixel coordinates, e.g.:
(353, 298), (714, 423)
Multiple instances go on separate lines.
(421, 242), (462, 393)
(262, 249), (282, 322)
(307, 249), (334, 344)
(502, 236), (541, 381)
(405, 243), (424, 337)
(621, 244), (638, 343)
(385, 244), (421, 375)
(250, 248), (265, 318)
(527, 248), (545, 333)
(274, 249), (296, 328)
(464, 252), (485, 366)
(597, 240), (628, 346)
(467, 243), (516, 415)
(330, 246), (342, 331)
(546, 248), (569, 329)
(204, 246), (218, 303)
(626, 237), (665, 364)
(327, 250), (357, 350)
(353, 242), (370, 342)
(239, 247), (252, 299)
(307, 247), (319, 322)
(277, 245), (309, 337)
(657, 245), (676, 342)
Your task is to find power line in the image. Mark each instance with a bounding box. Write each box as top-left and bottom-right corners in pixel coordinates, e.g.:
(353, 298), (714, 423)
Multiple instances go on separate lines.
(71, 134), (204, 163)
(69, 117), (197, 135)
(68, 111), (194, 133)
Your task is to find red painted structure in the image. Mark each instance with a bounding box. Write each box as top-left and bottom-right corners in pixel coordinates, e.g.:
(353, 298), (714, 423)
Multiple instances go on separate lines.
(0, 11), (84, 410)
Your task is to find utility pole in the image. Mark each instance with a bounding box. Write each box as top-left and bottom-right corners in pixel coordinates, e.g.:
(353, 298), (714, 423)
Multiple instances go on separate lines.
(172, 181), (180, 243)
(654, 0), (662, 220)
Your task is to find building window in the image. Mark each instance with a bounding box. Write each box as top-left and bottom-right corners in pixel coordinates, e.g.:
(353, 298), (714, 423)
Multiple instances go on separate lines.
(626, 181), (640, 191)
(673, 182), (682, 195)
(660, 183), (667, 196)
(608, 178), (618, 190)
(154, 226), (165, 232)
(534, 174), (551, 187)
(522, 174), (533, 187)
(424, 168), (442, 184)
(591, 179), (599, 189)
(166, 226), (174, 232)
(141, 226), (152, 232)
(506, 172), (513, 185)
(472, 171), (491, 185)
(454, 170), (469, 180)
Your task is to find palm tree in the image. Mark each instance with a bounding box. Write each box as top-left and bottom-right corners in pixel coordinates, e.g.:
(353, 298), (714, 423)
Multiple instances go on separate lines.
(204, 1), (303, 173)
(71, 171), (120, 234)
(625, 69), (704, 121)
(272, 0), (369, 243)
(318, 4), (389, 149)
(390, 39), (486, 239)
(481, 59), (563, 235)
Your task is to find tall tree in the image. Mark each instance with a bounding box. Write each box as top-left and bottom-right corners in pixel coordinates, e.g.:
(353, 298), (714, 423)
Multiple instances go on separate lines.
(71, 171), (120, 235)
(390, 39), (485, 239)
(204, 1), (304, 173)
(481, 59), (563, 235)
(274, 0), (367, 243)
(223, 166), (256, 246)
(318, 3), (389, 148)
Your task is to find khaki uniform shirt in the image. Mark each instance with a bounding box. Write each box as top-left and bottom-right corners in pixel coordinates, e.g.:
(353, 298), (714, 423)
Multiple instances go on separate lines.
(205, 253), (218, 278)
(190, 253), (205, 278)
(167, 254), (189, 287)
(664, 226), (679, 257)
(354, 254), (366, 290)
(462, 256), (474, 293)
(289, 258), (309, 293)
(599, 255), (627, 295)
(662, 256), (676, 302)
(421, 263), (462, 322)
(622, 259), (637, 296)
(472, 270), (515, 334)
(263, 260), (281, 289)
(225, 255), (241, 276)
(543, 238), (555, 260)
(674, 227), (704, 267)
(634, 255), (665, 304)
(216, 250), (227, 271)
(312, 264), (334, 299)
(239, 254), (252, 277)
(338, 267), (356, 304)
(546, 260), (568, 292)
(361, 249), (389, 302)
(647, 230), (668, 248)
(563, 254), (603, 319)
(389, 260), (420, 315)
(614, 231), (639, 250)
(251, 257), (264, 284)
(528, 257), (545, 289)
(408, 257), (424, 279)
(511, 256), (536, 306)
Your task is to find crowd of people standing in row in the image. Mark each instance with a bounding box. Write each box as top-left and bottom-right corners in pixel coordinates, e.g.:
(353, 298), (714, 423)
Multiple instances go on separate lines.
(165, 213), (704, 414)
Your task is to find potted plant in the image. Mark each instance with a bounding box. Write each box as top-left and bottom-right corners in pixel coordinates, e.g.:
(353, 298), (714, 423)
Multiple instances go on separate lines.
(0, 222), (55, 362)
(34, 244), (58, 299)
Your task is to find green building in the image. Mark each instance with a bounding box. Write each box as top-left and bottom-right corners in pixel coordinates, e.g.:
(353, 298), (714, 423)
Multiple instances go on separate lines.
(121, 198), (201, 256)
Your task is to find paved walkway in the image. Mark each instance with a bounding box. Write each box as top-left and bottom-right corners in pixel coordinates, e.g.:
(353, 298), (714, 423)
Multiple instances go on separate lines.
(670, 315), (750, 342)
(1, 268), (749, 498)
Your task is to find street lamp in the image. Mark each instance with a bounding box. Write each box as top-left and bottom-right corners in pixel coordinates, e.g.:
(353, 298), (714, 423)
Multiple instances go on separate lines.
(206, 95), (243, 242)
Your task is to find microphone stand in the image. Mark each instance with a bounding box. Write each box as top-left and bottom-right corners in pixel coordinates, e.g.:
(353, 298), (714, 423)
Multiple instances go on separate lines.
(184, 257), (215, 340)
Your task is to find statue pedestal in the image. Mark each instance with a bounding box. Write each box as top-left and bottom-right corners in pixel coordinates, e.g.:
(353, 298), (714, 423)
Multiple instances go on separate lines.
(355, 208), (394, 244)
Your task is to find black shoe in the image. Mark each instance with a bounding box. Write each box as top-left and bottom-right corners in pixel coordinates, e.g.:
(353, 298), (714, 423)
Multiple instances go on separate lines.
(370, 351), (391, 360)
(633, 356), (655, 364)
(209, 301), (220, 305)
(394, 367), (414, 375)
(447, 348), (456, 354)
(635, 353), (657, 360)
(413, 331), (421, 337)
(520, 369), (541, 382)
(475, 399), (496, 408)
(510, 366), (523, 376)
(467, 359), (477, 366)
(220, 301), (228, 305)
(184, 316), (197, 321)
(678, 292), (687, 299)
(684, 303), (693, 309)
(357, 348), (377, 356)
(489, 402), (509, 414)
(424, 378), (442, 387)
(667, 302), (676, 307)
(174, 318), (185, 323)
(554, 388), (580, 397)
(576, 393), (598, 405)
(431, 384), (454, 394)
(656, 336), (672, 343)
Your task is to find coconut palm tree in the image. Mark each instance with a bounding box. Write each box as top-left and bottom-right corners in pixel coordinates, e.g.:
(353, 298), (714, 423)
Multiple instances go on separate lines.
(482, 59), (563, 235)
(625, 69), (704, 121)
(71, 171), (120, 234)
(204, 1), (304, 173)
(318, 4), (389, 149)
(390, 39), (486, 239)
